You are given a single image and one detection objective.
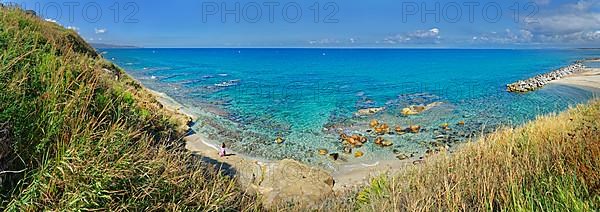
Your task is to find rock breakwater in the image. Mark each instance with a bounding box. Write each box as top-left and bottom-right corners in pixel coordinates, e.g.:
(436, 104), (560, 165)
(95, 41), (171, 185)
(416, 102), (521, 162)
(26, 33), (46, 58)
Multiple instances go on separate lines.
(507, 63), (586, 93)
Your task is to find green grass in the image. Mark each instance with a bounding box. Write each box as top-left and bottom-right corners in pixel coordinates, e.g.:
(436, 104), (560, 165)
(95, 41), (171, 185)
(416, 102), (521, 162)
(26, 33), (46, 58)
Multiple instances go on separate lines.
(510, 174), (599, 211)
(0, 8), (259, 210)
(1, 6), (599, 211)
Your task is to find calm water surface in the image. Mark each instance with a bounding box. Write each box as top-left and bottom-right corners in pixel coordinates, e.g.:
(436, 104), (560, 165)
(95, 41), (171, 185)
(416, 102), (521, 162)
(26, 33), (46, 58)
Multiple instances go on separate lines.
(103, 48), (599, 170)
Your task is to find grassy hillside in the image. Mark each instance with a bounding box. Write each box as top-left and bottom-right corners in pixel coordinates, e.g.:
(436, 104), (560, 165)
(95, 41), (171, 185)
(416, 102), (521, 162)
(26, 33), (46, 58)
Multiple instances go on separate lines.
(0, 8), (258, 210)
(1, 6), (599, 211)
(345, 100), (600, 211)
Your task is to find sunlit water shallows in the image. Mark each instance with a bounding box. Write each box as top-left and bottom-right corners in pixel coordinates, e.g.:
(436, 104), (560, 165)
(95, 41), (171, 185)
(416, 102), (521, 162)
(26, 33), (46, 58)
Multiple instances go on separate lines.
(104, 49), (599, 170)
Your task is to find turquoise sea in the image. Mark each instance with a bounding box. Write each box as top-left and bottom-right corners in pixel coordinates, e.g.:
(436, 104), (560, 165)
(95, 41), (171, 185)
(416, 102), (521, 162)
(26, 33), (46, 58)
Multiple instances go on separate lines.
(103, 48), (599, 169)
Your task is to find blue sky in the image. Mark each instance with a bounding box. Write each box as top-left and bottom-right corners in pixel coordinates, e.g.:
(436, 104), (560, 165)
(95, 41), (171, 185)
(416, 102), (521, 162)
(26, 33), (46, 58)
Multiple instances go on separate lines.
(4, 0), (599, 48)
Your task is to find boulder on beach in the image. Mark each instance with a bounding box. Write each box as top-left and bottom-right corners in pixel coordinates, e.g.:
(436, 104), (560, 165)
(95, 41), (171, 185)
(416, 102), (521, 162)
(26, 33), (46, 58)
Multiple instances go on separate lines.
(256, 159), (335, 207)
(396, 153), (409, 160)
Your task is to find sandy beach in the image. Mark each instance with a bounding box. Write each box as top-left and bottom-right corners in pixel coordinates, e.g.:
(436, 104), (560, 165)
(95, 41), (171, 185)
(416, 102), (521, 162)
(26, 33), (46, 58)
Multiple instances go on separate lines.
(149, 86), (422, 193)
(146, 89), (269, 183)
(550, 68), (600, 92)
(145, 61), (600, 201)
(145, 89), (198, 121)
(185, 130), (421, 191)
(149, 65), (600, 193)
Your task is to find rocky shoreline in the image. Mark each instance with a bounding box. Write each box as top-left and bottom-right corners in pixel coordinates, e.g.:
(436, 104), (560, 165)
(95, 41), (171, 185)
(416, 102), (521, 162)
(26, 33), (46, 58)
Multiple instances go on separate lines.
(507, 62), (587, 93)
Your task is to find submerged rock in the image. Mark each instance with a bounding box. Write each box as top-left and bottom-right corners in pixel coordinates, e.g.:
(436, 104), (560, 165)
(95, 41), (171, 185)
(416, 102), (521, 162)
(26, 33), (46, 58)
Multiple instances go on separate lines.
(369, 119), (379, 128)
(356, 107), (385, 116)
(275, 137), (285, 144)
(409, 125), (421, 133)
(374, 137), (392, 147)
(440, 123), (450, 130)
(402, 107), (419, 116)
(374, 123), (390, 135)
(374, 137), (384, 146)
(340, 133), (367, 147)
(329, 153), (340, 161)
(381, 140), (393, 147)
(401, 102), (444, 116)
(395, 125), (405, 134)
(318, 149), (329, 155)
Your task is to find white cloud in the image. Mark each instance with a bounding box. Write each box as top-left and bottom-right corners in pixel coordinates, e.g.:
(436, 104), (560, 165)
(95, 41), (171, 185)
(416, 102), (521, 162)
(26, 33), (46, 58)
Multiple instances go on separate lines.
(538, 30), (600, 43)
(429, 28), (440, 35)
(567, 0), (599, 11)
(525, 13), (600, 35)
(471, 29), (534, 44)
(383, 28), (441, 44)
(509, 0), (600, 44)
(309, 38), (340, 45)
(86, 37), (103, 42)
(66, 26), (79, 31)
(309, 38), (359, 45)
(44, 18), (57, 23)
(94, 28), (107, 34)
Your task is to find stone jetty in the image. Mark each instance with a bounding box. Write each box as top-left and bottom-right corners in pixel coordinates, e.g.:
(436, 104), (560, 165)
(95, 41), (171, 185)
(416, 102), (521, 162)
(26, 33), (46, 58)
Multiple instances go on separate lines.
(507, 63), (586, 93)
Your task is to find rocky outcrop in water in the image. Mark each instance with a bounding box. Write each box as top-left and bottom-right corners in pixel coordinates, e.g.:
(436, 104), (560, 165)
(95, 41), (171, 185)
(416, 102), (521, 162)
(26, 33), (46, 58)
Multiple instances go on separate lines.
(507, 63), (586, 93)
(401, 102), (444, 116)
(355, 107), (385, 116)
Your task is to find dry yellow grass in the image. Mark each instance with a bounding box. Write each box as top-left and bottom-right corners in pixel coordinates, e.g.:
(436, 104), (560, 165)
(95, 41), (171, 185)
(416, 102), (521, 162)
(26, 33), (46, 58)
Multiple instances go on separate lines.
(348, 99), (600, 211)
(2, 6), (599, 211)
